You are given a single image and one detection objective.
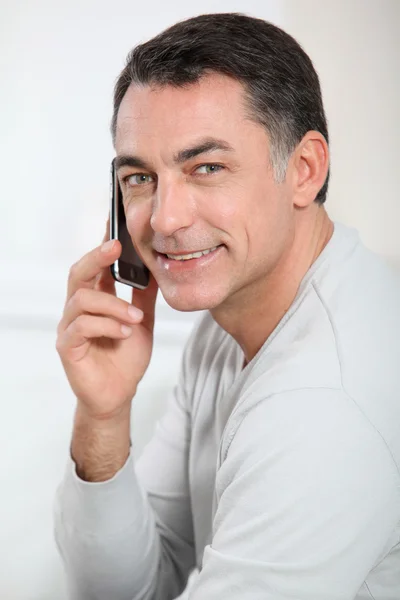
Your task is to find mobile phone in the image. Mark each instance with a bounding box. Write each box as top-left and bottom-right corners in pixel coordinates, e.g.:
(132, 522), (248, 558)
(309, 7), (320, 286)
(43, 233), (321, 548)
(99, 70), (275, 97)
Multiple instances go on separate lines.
(109, 158), (150, 289)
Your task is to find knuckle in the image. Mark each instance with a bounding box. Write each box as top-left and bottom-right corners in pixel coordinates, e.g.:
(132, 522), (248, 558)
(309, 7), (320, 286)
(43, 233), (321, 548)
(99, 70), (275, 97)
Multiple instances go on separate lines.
(74, 287), (87, 305)
(56, 320), (63, 337)
(55, 334), (64, 354)
(68, 261), (79, 281)
(73, 315), (86, 333)
(69, 287), (87, 311)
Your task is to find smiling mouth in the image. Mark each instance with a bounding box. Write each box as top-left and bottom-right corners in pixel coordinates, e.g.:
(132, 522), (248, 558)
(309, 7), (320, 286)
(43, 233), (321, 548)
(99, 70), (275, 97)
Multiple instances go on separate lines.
(155, 244), (225, 270)
(161, 245), (223, 261)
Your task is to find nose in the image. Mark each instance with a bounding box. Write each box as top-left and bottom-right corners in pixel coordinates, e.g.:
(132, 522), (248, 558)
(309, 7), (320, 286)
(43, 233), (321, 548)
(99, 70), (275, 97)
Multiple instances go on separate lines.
(150, 176), (195, 236)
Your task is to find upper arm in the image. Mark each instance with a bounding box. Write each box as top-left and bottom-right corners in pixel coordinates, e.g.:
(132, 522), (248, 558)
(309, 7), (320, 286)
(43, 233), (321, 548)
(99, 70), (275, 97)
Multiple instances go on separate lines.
(190, 388), (400, 600)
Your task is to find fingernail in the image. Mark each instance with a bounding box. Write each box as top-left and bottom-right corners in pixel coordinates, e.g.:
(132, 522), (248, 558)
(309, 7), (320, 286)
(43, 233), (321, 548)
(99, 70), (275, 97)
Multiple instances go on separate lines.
(128, 305), (144, 320)
(101, 240), (115, 253)
(121, 325), (132, 336)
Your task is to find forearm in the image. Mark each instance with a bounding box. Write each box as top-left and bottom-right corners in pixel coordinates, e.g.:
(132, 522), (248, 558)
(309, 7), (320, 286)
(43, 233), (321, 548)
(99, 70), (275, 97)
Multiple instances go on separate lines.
(56, 399), (162, 600)
(71, 402), (132, 482)
(54, 440), (162, 600)
(55, 404), (189, 600)
(55, 388), (195, 600)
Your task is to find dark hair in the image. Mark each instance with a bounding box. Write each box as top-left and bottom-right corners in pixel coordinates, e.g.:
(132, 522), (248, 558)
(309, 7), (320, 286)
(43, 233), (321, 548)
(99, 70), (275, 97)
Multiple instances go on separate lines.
(111, 13), (330, 204)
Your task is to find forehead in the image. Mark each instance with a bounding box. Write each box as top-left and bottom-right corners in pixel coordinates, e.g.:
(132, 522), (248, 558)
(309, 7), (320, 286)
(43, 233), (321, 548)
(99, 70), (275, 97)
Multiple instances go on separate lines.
(115, 73), (256, 151)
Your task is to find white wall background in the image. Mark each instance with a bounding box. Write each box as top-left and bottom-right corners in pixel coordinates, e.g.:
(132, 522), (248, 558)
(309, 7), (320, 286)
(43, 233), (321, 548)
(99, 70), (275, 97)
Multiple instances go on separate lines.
(0, 1), (399, 598)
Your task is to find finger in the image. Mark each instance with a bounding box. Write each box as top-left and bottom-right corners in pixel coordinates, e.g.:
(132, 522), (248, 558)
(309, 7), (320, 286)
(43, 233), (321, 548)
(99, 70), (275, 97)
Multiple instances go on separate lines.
(130, 271), (159, 334)
(57, 314), (133, 353)
(60, 288), (143, 333)
(94, 264), (117, 295)
(66, 239), (121, 302)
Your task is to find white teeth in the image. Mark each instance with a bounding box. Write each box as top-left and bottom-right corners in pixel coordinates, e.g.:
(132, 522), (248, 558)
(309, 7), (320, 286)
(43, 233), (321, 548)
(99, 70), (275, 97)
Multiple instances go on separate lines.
(166, 245), (220, 261)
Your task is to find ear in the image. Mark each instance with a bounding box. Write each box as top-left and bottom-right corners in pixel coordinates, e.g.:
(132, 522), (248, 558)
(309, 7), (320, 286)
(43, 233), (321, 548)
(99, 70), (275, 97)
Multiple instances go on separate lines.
(290, 131), (329, 208)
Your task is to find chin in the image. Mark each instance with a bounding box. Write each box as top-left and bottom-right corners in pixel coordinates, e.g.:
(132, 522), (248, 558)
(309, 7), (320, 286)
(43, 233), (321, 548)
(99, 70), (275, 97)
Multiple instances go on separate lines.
(159, 283), (226, 313)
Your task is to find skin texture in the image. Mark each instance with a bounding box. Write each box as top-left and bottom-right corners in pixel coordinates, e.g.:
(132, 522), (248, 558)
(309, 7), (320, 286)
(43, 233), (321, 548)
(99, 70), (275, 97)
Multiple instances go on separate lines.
(115, 72), (333, 364)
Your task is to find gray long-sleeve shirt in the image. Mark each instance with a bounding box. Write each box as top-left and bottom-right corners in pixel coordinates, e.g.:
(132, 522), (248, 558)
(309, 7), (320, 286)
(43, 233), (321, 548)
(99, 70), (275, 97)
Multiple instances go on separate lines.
(54, 222), (400, 599)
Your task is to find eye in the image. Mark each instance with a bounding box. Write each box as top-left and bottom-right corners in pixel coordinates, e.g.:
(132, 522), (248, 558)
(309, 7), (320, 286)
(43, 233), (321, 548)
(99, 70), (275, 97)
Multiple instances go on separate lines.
(195, 164), (224, 175)
(123, 173), (154, 187)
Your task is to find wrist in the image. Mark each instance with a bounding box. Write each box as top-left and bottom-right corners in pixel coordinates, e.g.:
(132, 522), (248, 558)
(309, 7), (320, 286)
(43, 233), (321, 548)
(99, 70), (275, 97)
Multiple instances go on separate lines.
(71, 402), (132, 482)
(74, 400), (132, 429)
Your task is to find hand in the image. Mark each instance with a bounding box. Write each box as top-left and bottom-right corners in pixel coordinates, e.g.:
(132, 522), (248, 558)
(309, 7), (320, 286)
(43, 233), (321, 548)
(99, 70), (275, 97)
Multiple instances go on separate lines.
(56, 219), (159, 420)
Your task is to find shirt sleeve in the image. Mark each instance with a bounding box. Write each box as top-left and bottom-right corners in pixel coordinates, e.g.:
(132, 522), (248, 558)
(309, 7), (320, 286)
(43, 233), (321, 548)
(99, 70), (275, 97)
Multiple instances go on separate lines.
(54, 337), (197, 600)
(189, 387), (400, 600)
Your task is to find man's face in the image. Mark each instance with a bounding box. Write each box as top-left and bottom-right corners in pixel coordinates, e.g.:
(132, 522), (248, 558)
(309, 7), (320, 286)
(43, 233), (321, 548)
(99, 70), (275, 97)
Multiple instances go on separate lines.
(115, 73), (295, 312)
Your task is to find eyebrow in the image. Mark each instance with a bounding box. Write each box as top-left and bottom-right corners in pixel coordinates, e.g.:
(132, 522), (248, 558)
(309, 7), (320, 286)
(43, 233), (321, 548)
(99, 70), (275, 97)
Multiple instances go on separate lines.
(114, 137), (235, 172)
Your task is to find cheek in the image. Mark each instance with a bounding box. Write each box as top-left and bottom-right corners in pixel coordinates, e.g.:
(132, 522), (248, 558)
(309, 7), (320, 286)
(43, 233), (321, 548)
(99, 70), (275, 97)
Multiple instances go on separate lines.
(201, 186), (243, 235)
(241, 183), (287, 259)
(213, 199), (241, 231)
(125, 203), (148, 239)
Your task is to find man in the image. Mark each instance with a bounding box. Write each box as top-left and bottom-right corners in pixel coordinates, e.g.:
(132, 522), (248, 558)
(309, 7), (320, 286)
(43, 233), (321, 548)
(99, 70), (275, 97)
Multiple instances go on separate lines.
(54, 13), (400, 600)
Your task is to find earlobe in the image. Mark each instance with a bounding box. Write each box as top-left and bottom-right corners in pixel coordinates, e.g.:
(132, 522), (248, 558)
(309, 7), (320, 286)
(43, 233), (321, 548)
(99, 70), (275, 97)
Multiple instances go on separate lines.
(293, 132), (329, 208)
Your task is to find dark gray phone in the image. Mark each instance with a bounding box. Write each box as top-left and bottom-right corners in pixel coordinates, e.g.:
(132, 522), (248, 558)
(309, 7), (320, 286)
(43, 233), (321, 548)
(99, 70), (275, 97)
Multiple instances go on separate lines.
(109, 158), (150, 289)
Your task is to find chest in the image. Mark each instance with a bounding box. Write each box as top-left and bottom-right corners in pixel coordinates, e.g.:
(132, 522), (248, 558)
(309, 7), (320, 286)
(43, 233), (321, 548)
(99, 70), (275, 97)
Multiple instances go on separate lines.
(188, 354), (242, 568)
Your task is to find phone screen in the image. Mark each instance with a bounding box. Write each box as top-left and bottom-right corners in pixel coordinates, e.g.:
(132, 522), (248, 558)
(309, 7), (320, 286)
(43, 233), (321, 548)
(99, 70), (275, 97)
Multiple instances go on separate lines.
(110, 159), (150, 289)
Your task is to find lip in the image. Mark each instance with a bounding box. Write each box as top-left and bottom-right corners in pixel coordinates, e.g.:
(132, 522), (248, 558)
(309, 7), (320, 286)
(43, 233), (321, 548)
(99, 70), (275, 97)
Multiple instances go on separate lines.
(156, 245), (220, 256)
(155, 244), (225, 274)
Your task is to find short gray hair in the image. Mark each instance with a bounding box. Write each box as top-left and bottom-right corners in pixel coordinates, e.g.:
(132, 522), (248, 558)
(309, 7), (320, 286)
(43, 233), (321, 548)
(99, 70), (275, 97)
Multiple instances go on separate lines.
(111, 13), (330, 204)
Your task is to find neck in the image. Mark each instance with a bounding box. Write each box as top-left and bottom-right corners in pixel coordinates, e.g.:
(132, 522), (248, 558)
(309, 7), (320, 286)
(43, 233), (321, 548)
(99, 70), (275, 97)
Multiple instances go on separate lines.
(210, 206), (334, 367)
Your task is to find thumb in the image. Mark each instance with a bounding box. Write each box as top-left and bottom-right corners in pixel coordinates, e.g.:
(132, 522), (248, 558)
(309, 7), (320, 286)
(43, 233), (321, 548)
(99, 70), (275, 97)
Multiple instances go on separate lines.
(131, 271), (159, 333)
